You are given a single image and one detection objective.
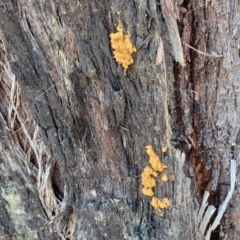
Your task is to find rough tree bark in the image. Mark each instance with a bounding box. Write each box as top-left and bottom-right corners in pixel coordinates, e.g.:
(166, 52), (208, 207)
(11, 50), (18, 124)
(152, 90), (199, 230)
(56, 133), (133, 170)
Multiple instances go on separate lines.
(0, 0), (239, 239)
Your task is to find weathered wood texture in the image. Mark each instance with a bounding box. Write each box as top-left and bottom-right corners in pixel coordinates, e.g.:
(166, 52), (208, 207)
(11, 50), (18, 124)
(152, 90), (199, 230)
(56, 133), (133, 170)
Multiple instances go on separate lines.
(0, 0), (239, 239)
(179, 1), (240, 239)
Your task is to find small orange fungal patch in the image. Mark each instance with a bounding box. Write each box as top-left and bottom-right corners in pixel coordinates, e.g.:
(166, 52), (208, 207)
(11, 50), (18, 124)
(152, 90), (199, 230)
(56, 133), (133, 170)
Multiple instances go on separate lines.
(161, 172), (168, 182)
(151, 197), (171, 216)
(141, 187), (154, 197)
(141, 166), (157, 196)
(146, 145), (167, 172)
(141, 166), (157, 188)
(142, 166), (158, 178)
(162, 146), (168, 153)
(141, 145), (171, 216)
(110, 23), (136, 71)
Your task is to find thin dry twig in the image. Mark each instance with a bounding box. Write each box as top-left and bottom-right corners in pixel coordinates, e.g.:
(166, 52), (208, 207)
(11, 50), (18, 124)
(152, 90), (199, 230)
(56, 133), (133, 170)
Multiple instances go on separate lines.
(183, 42), (224, 58)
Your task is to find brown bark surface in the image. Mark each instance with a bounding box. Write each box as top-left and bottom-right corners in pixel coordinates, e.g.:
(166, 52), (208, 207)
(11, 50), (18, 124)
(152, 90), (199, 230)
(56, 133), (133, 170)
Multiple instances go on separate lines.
(0, 0), (239, 239)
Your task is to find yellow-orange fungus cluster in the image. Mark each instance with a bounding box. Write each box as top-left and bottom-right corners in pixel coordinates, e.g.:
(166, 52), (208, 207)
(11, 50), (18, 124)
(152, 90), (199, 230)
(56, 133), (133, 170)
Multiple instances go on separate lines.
(110, 23), (136, 71)
(151, 197), (171, 216)
(146, 145), (167, 172)
(141, 145), (171, 216)
(162, 146), (168, 153)
(141, 166), (157, 196)
(161, 172), (168, 182)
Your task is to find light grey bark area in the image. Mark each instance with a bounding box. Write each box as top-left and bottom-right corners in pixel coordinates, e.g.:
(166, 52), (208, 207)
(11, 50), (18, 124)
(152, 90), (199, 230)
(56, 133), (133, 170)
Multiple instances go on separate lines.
(0, 0), (240, 240)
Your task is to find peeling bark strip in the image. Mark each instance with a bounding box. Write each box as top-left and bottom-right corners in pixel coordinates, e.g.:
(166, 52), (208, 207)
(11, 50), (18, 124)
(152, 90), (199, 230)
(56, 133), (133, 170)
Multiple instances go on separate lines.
(155, 39), (164, 65)
(0, 0), (239, 239)
(160, 0), (185, 66)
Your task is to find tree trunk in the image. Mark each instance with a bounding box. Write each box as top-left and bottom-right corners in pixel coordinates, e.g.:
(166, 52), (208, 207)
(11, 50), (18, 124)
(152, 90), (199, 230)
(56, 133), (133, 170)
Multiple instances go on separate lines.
(0, 0), (238, 239)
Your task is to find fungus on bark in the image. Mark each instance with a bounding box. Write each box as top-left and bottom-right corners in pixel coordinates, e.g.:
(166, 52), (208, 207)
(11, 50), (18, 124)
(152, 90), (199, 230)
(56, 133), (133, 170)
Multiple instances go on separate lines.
(151, 197), (171, 216)
(146, 145), (167, 172)
(141, 145), (171, 216)
(141, 166), (158, 197)
(109, 23), (136, 71)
